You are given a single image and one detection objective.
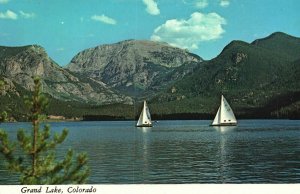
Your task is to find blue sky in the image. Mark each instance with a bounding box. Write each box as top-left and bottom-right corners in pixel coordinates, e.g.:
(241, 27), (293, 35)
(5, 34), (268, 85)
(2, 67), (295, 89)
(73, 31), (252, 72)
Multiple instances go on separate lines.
(0, 0), (299, 65)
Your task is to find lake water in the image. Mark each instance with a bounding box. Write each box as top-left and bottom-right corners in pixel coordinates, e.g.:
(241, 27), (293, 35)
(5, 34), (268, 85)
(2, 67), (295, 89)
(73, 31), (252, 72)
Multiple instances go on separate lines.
(0, 120), (299, 184)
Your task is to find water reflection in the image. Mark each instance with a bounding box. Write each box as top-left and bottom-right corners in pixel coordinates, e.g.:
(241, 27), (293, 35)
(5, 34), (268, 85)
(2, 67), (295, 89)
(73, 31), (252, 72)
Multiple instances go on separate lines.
(140, 127), (151, 182)
(213, 126), (237, 133)
(0, 120), (300, 184)
(140, 127), (152, 133)
(218, 129), (227, 183)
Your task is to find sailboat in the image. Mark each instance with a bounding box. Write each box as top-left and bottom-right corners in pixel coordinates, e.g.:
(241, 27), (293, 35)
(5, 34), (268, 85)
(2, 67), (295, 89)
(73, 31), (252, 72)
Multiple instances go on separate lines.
(211, 95), (237, 126)
(136, 100), (152, 127)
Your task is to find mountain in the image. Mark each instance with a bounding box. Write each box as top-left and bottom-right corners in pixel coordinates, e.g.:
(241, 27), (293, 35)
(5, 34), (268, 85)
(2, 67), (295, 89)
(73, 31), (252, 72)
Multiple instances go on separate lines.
(152, 32), (300, 118)
(0, 41), (202, 120)
(0, 45), (132, 104)
(1, 32), (300, 120)
(251, 32), (300, 61)
(66, 40), (202, 98)
(0, 45), (134, 120)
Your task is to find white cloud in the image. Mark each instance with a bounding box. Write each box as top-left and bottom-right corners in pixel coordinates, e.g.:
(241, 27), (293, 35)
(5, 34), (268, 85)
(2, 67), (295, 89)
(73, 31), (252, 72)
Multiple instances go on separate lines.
(20, 11), (35, 19)
(195, 0), (208, 9)
(220, 0), (230, 7)
(0, 0), (10, 4)
(151, 12), (226, 50)
(91, 14), (117, 25)
(0, 10), (17, 20)
(143, 0), (160, 15)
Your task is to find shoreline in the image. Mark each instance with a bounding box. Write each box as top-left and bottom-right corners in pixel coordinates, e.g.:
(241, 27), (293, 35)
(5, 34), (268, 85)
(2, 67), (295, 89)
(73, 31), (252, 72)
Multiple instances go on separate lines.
(1, 118), (299, 123)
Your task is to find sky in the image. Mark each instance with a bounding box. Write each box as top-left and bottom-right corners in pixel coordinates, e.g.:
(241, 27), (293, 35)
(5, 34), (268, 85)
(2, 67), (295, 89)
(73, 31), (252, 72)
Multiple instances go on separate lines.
(0, 0), (299, 65)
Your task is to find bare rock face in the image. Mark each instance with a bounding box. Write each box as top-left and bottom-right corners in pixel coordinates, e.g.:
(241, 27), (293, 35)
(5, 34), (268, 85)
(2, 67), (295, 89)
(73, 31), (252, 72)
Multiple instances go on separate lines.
(232, 52), (248, 64)
(1, 40), (203, 104)
(67, 40), (202, 97)
(0, 77), (18, 96)
(0, 45), (132, 104)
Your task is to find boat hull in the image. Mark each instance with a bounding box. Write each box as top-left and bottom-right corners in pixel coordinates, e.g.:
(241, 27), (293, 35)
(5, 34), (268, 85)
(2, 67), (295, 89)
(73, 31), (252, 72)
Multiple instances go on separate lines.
(136, 124), (152, 127)
(210, 123), (237, 126)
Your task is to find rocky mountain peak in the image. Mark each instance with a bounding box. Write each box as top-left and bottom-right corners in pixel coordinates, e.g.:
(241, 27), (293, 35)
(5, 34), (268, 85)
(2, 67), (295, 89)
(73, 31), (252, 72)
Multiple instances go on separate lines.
(67, 39), (203, 97)
(0, 44), (133, 104)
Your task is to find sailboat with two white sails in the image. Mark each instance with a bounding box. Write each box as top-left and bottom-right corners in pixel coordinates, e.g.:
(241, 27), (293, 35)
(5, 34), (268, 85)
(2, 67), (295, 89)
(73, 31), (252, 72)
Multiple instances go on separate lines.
(211, 95), (237, 126)
(136, 100), (152, 127)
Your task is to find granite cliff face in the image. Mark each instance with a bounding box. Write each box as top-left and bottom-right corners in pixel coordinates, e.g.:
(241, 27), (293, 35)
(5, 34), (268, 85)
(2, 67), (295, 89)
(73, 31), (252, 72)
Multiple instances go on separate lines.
(1, 40), (203, 119)
(67, 40), (203, 97)
(0, 45), (132, 104)
(1, 40), (203, 106)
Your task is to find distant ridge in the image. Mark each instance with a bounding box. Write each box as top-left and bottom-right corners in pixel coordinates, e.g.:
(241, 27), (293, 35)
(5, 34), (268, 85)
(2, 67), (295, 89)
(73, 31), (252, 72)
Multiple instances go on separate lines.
(66, 39), (203, 98)
(0, 45), (35, 60)
(251, 32), (300, 61)
(0, 44), (133, 120)
(153, 32), (300, 119)
(1, 32), (300, 120)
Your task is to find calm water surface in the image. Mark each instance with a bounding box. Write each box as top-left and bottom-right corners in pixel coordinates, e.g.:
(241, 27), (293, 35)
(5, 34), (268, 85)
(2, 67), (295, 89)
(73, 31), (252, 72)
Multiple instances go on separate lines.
(0, 120), (299, 184)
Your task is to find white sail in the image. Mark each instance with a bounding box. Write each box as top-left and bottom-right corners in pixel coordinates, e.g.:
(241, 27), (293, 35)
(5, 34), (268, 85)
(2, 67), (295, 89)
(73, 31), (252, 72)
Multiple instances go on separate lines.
(211, 95), (237, 126)
(136, 101), (152, 127)
(212, 107), (221, 126)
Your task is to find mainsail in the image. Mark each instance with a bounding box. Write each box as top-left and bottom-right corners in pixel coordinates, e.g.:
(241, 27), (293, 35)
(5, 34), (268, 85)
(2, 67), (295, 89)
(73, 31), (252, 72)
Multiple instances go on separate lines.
(136, 101), (152, 127)
(211, 95), (237, 126)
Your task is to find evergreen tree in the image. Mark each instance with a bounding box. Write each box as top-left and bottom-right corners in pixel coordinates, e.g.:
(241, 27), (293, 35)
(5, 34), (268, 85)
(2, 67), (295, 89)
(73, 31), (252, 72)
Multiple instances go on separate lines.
(0, 77), (89, 184)
(0, 111), (7, 122)
(0, 80), (3, 90)
(0, 80), (7, 123)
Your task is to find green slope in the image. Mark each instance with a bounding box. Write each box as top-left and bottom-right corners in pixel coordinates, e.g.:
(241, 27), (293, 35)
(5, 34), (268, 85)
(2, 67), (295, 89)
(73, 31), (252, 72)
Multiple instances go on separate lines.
(152, 34), (300, 118)
(252, 32), (300, 61)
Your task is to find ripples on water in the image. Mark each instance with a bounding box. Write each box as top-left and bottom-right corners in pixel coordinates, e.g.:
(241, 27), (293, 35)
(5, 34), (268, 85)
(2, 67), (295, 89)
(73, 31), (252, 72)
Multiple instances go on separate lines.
(0, 120), (299, 184)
